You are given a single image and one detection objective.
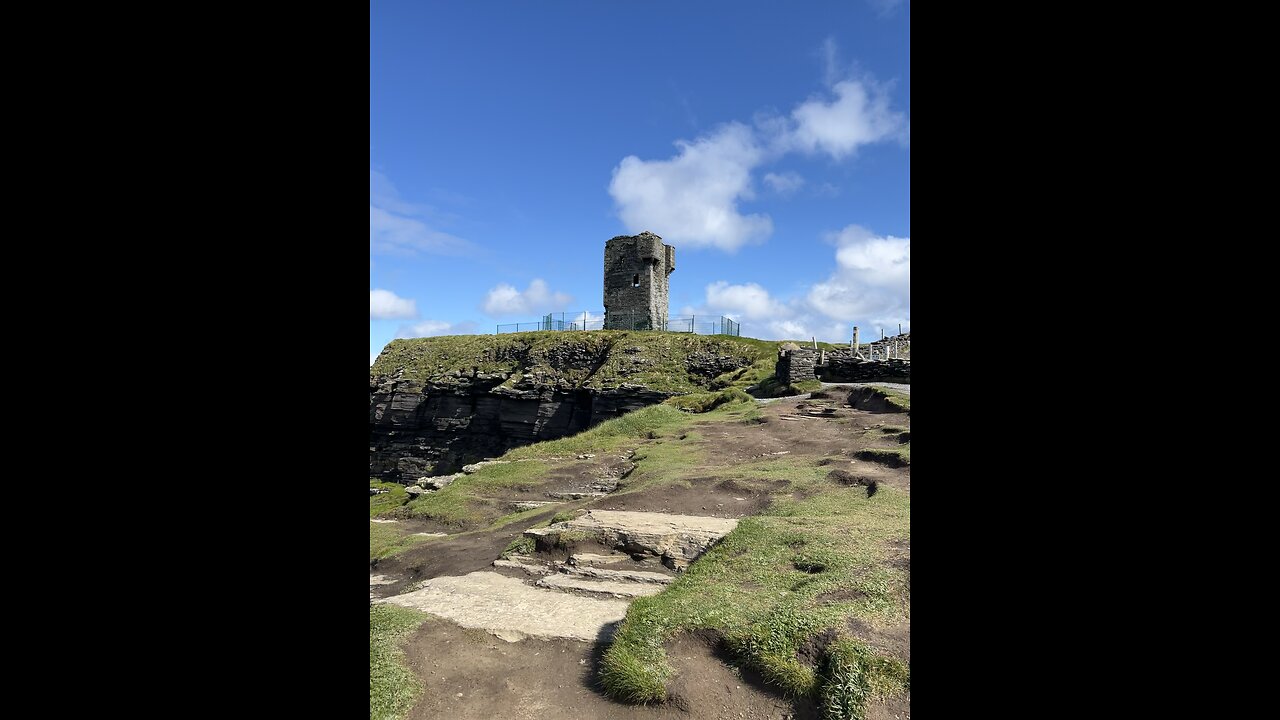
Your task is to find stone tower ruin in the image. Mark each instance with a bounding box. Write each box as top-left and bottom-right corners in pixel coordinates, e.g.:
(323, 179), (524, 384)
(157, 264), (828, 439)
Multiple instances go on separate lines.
(603, 231), (676, 330)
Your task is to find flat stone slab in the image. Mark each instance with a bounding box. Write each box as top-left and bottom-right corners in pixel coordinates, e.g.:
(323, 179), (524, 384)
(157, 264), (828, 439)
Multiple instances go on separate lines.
(510, 500), (557, 511)
(492, 558), (554, 575)
(528, 510), (738, 570)
(569, 552), (635, 567)
(545, 491), (607, 500)
(379, 570), (629, 642)
(416, 473), (461, 490)
(563, 565), (673, 585)
(461, 460), (512, 474)
(370, 518), (399, 524)
(536, 573), (665, 599)
(369, 573), (398, 586)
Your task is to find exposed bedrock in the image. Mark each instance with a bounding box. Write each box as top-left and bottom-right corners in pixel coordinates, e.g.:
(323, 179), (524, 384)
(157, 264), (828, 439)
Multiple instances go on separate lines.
(370, 333), (760, 480)
(369, 375), (672, 480)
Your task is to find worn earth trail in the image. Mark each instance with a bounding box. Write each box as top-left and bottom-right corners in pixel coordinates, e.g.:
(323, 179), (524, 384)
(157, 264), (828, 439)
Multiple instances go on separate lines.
(371, 383), (910, 720)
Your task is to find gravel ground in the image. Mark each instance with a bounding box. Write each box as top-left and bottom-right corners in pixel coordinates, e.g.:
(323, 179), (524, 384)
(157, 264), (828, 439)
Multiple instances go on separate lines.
(823, 381), (911, 394)
(755, 381), (911, 404)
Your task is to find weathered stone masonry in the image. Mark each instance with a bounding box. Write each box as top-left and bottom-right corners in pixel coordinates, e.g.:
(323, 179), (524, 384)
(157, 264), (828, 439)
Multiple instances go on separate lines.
(603, 231), (675, 330)
(775, 345), (817, 384)
(775, 345), (911, 385)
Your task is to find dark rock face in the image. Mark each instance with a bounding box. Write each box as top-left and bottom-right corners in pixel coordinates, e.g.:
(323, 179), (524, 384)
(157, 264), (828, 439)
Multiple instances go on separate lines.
(370, 373), (674, 482)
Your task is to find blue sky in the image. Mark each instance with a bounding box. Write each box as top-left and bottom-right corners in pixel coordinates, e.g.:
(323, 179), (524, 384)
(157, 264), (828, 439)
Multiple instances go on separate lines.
(371, 1), (909, 364)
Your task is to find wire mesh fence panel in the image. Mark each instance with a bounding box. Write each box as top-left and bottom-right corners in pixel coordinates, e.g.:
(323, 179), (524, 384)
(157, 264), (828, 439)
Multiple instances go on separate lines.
(498, 313), (740, 336)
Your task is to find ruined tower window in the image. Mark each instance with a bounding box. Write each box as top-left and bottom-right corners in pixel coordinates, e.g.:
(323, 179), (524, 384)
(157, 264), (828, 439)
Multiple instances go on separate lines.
(632, 274), (640, 287)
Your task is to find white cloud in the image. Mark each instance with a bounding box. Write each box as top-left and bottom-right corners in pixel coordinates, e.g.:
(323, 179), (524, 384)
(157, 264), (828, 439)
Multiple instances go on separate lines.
(370, 352), (378, 367)
(482, 279), (572, 316)
(704, 281), (788, 321)
(370, 288), (417, 319)
(370, 170), (474, 256)
(867, 0), (905, 18)
(806, 225), (910, 324)
(681, 224), (908, 343)
(763, 172), (805, 196)
(609, 43), (906, 253)
(609, 123), (773, 252)
(395, 320), (478, 339)
(783, 79), (906, 159)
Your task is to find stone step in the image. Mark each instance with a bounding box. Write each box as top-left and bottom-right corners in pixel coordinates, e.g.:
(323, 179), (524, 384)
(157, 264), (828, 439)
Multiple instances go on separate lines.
(568, 552), (635, 567)
(492, 556), (555, 575)
(510, 500), (558, 511)
(525, 510), (738, 571)
(545, 491), (607, 500)
(562, 564), (673, 585)
(535, 573), (665, 599)
(378, 570), (630, 642)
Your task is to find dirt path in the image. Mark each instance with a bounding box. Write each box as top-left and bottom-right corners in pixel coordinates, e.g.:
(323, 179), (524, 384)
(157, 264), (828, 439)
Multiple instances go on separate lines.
(374, 387), (910, 719)
(400, 615), (809, 720)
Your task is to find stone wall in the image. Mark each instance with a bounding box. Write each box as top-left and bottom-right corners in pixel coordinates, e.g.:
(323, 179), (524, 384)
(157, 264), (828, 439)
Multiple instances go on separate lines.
(775, 346), (817, 384)
(603, 231), (675, 330)
(816, 350), (911, 383)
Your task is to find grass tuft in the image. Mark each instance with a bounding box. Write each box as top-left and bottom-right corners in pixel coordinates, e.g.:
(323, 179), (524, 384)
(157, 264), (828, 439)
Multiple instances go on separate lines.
(817, 639), (910, 720)
(868, 386), (910, 412)
(370, 480), (409, 518)
(370, 605), (430, 720)
(549, 510), (580, 524)
(854, 446), (911, 467)
(599, 631), (671, 703)
(402, 460), (550, 527)
(507, 404), (688, 460)
(664, 387), (754, 413)
(500, 536), (536, 559)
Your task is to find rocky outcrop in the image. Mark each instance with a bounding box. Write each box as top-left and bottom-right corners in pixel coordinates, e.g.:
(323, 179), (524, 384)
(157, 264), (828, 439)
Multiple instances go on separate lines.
(524, 510), (739, 571)
(371, 333), (759, 481)
(370, 373), (673, 481)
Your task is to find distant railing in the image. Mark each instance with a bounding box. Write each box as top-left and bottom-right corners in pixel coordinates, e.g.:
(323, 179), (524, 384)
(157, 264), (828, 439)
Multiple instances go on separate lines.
(497, 311), (740, 336)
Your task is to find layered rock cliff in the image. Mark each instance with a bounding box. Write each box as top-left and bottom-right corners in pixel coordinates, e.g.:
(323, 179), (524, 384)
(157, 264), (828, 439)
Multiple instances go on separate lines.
(370, 332), (764, 481)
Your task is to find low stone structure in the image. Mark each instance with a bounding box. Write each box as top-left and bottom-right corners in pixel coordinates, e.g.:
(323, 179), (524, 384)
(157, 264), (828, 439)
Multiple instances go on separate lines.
(815, 350), (911, 383)
(775, 343), (817, 385)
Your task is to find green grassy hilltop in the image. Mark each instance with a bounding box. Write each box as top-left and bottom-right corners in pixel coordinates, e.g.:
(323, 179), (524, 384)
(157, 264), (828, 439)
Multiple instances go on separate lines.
(371, 331), (841, 397)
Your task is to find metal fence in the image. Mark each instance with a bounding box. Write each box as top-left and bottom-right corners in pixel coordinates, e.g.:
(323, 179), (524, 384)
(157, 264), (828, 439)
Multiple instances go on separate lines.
(851, 330), (910, 361)
(856, 339), (910, 361)
(497, 311), (740, 336)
